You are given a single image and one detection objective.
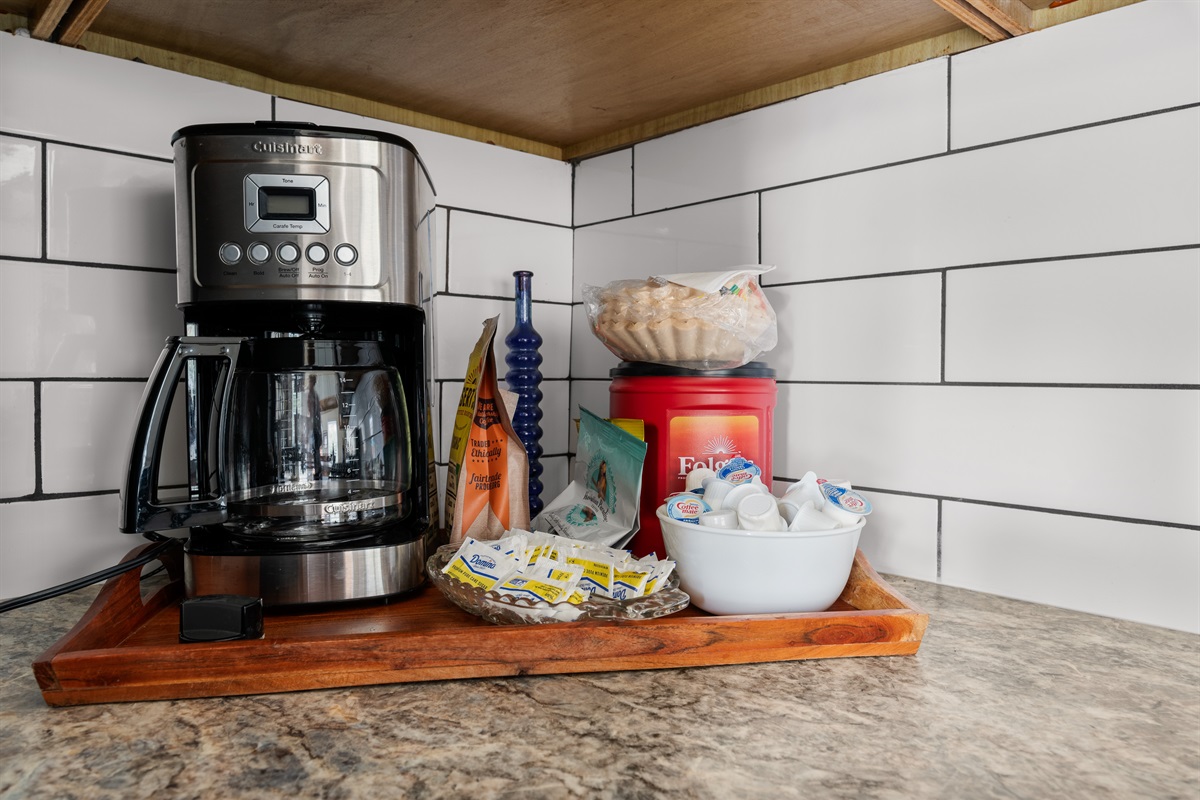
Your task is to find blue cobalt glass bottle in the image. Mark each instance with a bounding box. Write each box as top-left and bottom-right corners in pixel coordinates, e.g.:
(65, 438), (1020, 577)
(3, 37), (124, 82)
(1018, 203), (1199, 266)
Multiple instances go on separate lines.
(504, 270), (545, 518)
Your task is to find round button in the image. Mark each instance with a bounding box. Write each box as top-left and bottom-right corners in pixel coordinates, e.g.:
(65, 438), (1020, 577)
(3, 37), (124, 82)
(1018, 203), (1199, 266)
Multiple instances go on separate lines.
(334, 244), (358, 266)
(219, 243), (242, 265)
(277, 243), (300, 264)
(247, 242), (271, 264)
(306, 243), (329, 264)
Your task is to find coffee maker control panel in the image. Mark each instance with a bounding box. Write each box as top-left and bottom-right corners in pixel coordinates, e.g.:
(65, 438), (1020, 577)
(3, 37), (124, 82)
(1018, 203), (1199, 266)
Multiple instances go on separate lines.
(188, 160), (393, 297)
(175, 123), (434, 307)
(243, 174), (331, 234)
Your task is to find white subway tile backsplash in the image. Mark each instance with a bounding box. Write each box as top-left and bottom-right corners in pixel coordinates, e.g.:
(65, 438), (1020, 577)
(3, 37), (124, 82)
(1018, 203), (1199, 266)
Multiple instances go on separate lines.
(40, 381), (187, 494)
(941, 502), (1200, 633)
(573, 195), (759, 301)
(433, 295), (571, 383)
(426, 296), (503, 384)
(946, 249), (1200, 384)
(762, 107), (1200, 282)
(574, 148), (632, 225)
(538, 379), (571, 456)
(0, 494), (133, 600)
(45, 145), (175, 268)
(635, 59), (948, 213)
(951, 0), (1200, 149)
(0, 381), (35, 498)
(275, 100), (572, 226)
(570, 303), (622, 380)
(857, 492), (939, 584)
(447, 211), (573, 302)
(0, 35), (269, 159)
(775, 383), (1200, 526)
(0, 260), (180, 379)
(0, 135), (42, 259)
(763, 273), (943, 382)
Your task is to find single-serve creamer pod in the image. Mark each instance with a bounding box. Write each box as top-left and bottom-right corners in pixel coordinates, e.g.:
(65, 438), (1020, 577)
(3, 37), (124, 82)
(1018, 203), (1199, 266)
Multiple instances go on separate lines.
(665, 493), (711, 524)
(736, 492), (785, 531)
(716, 456), (762, 486)
(788, 500), (839, 532)
(699, 509), (738, 529)
(777, 496), (802, 526)
(721, 482), (766, 512)
(685, 467), (717, 492)
(701, 477), (735, 508)
(782, 471), (825, 510)
(818, 481), (873, 527)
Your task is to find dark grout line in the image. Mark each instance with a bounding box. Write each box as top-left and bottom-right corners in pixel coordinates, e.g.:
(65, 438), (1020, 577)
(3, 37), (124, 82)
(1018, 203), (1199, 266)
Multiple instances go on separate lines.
(940, 270), (948, 384)
(437, 204), (572, 230)
(32, 380), (42, 496)
(946, 55), (952, 153)
(759, 243), (1200, 289)
(936, 499), (943, 581)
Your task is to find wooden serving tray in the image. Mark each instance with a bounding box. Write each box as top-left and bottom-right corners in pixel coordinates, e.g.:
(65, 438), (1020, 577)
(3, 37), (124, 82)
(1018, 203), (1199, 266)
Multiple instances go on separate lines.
(33, 543), (928, 707)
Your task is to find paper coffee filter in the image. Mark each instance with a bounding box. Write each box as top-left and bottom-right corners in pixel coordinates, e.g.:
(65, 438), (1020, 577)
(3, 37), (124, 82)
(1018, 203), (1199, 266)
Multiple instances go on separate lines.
(583, 266), (778, 370)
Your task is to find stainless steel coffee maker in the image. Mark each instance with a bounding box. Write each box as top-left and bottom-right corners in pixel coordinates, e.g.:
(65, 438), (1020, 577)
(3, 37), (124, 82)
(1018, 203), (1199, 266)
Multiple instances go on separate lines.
(120, 121), (439, 606)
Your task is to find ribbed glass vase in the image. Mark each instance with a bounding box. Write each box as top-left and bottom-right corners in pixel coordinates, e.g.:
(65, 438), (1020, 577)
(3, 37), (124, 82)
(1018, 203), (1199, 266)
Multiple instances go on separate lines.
(504, 270), (545, 518)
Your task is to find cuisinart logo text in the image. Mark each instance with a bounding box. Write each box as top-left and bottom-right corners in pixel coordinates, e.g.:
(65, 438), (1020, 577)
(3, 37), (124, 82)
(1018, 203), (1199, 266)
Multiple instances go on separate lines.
(252, 140), (323, 155)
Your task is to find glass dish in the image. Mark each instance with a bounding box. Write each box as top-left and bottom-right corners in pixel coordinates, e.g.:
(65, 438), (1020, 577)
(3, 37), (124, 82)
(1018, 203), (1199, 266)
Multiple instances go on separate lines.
(426, 544), (691, 625)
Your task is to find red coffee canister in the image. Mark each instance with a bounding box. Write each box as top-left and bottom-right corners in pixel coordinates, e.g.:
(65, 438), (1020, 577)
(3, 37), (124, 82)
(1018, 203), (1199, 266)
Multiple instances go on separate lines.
(609, 361), (777, 557)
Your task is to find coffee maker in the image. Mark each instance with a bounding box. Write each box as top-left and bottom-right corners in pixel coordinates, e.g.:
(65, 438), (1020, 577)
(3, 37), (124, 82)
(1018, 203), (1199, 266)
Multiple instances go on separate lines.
(120, 121), (440, 606)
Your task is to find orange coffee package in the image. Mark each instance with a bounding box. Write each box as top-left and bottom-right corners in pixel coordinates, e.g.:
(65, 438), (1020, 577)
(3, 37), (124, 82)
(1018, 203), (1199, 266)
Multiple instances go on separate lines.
(446, 316), (530, 544)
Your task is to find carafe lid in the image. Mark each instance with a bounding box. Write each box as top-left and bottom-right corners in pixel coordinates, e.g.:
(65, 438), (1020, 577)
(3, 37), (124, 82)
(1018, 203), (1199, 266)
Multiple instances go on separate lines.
(243, 338), (388, 370)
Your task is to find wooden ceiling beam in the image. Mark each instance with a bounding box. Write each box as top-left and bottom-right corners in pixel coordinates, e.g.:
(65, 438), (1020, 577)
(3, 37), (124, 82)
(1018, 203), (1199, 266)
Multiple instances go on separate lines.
(965, 0), (1034, 36)
(930, 0), (1013, 41)
(56, 0), (109, 47)
(29, 0), (72, 40)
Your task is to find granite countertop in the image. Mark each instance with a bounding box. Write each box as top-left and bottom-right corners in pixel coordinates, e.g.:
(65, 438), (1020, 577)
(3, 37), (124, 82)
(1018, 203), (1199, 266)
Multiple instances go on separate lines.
(1, 574), (1196, 799)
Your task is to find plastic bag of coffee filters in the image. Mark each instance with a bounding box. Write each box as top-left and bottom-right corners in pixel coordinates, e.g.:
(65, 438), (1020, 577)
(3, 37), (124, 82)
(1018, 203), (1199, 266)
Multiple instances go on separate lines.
(446, 316), (530, 544)
(583, 265), (778, 370)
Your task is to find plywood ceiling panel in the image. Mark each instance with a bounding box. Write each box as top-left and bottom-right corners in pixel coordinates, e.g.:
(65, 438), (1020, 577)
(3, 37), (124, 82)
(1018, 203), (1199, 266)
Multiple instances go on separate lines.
(87, 0), (965, 146)
(3, 0), (1140, 158)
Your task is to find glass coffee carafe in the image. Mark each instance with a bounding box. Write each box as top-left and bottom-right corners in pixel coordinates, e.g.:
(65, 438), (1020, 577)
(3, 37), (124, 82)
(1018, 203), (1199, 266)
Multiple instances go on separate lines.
(223, 338), (411, 540)
(121, 335), (412, 542)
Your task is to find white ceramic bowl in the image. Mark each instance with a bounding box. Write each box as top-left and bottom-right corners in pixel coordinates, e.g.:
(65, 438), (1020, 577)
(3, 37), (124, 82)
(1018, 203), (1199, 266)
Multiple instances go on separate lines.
(657, 505), (864, 615)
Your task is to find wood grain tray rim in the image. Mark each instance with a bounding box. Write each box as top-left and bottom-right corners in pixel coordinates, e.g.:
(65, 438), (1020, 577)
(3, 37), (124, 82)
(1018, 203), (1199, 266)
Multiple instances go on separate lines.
(33, 544), (928, 707)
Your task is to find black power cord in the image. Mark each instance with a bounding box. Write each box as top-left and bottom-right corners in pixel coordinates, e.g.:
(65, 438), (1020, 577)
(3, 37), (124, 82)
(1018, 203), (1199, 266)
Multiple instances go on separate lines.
(0, 535), (183, 614)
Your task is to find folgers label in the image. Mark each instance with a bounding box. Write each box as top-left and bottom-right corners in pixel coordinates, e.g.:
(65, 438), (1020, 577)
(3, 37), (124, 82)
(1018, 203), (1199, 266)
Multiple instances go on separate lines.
(669, 415), (762, 491)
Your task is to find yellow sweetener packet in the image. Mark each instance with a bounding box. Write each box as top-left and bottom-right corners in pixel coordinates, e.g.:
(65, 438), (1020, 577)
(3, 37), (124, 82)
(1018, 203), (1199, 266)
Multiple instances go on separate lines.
(564, 551), (617, 597)
(494, 575), (570, 604)
(442, 538), (519, 591)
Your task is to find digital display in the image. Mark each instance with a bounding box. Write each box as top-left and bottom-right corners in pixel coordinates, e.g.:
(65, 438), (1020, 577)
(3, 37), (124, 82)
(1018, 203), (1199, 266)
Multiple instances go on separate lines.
(259, 187), (315, 219)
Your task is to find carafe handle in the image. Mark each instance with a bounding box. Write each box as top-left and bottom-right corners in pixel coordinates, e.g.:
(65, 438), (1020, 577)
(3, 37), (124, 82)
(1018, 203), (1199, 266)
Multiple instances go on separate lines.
(119, 336), (244, 533)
